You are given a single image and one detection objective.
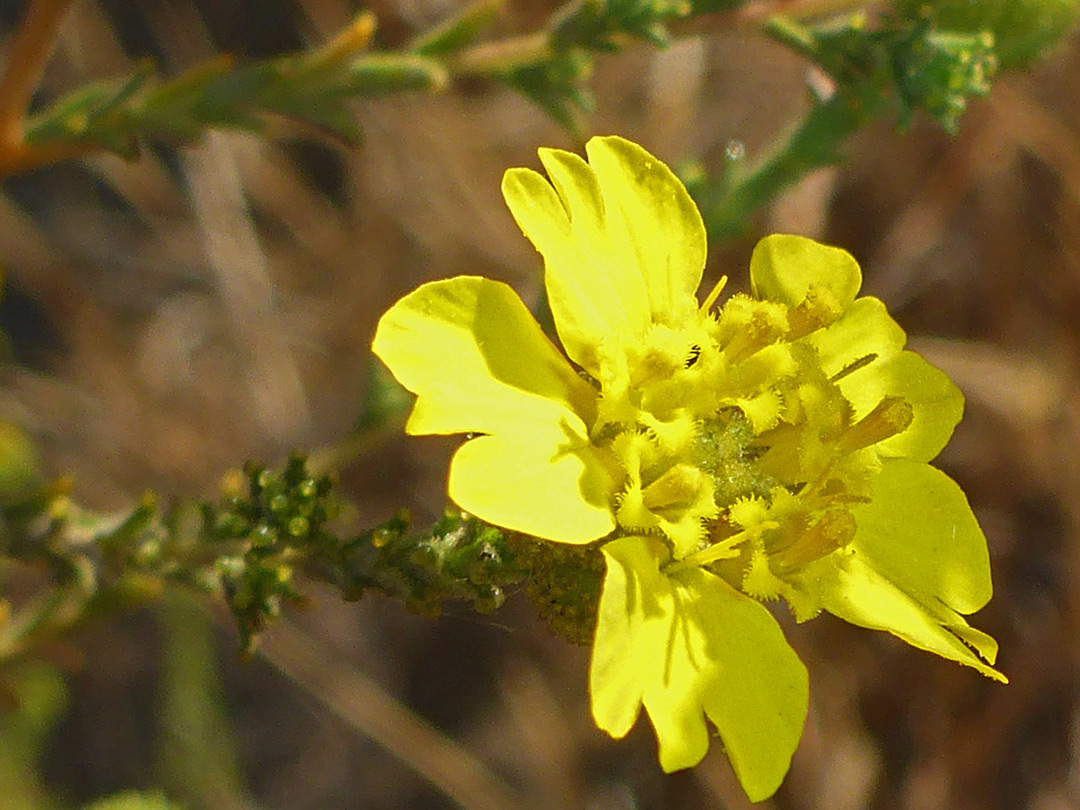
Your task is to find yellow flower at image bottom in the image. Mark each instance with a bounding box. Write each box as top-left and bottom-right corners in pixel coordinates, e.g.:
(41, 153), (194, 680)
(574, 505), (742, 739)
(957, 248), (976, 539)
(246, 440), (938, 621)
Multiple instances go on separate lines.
(372, 135), (1004, 801)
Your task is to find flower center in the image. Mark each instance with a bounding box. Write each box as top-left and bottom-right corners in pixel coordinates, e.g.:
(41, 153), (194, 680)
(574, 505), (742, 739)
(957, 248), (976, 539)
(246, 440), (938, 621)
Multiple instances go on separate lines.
(591, 290), (914, 597)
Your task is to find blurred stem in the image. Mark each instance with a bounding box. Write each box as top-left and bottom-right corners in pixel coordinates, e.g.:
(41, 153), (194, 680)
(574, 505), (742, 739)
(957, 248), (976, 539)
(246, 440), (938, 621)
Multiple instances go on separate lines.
(700, 89), (878, 239)
(157, 591), (253, 810)
(304, 416), (406, 478)
(0, 0), (89, 174)
(260, 620), (530, 810)
(676, 0), (876, 34)
(441, 0), (875, 74)
(0, 589), (68, 663)
(445, 31), (552, 74)
(697, 10), (893, 239)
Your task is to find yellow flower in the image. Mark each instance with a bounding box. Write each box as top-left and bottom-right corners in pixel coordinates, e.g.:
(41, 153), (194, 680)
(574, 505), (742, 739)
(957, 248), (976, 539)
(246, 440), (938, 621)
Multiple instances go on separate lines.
(373, 135), (1003, 801)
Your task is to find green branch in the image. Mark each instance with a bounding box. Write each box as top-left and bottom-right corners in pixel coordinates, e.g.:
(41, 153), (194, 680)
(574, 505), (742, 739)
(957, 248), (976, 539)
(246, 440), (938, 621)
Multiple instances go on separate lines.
(688, 12), (998, 240)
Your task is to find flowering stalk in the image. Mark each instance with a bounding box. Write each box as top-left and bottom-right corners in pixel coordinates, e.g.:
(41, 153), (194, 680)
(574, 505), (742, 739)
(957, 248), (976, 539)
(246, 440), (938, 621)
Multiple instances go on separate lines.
(372, 135), (1004, 800)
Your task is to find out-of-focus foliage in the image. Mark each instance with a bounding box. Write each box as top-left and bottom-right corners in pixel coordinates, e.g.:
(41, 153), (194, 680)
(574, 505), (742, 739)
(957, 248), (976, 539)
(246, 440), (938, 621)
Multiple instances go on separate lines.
(25, 17), (448, 157)
(82, 794), (185, 810)
(895, 0), (1080, 67)
(688, 12), (998, 239)
(0, 663), (67, 810)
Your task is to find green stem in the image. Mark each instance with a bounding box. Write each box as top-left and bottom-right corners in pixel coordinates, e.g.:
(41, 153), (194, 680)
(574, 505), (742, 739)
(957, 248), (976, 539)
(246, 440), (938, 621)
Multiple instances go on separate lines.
(700, 88), (880, 240)
(444, 30), (553, 74)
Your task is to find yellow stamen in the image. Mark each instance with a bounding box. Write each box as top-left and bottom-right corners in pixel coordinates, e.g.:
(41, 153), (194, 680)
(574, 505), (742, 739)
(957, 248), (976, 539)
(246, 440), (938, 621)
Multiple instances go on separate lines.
(770, 511), (856, 573)
(641, 464), (707, 510)
(700, 275), (728, 314)
(838, 396), (914, 453)
(664, 521), (779, 573)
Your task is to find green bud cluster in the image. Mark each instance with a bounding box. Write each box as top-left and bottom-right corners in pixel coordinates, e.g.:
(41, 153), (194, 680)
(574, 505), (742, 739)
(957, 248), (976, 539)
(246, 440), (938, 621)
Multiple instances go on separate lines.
(507, 535), (605, 646)
(890, 19), (996, 132)
(196, 455), (644, 649)
(204, 454), (337, 652)
(323, 509), (522, 617)
(777, 13), (998, 134)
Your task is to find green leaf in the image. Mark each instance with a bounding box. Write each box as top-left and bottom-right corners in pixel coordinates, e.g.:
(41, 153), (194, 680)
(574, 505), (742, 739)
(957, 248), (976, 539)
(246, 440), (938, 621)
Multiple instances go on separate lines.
(330, 54), (448, 97)
(409, 0), (503, 56)
(25, 63), (153, 158)
(591, 536), (808, 800)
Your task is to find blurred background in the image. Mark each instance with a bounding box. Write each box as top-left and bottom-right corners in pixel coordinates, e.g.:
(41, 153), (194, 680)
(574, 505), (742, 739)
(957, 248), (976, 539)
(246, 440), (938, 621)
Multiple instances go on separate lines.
(2, 0), (1080, 808)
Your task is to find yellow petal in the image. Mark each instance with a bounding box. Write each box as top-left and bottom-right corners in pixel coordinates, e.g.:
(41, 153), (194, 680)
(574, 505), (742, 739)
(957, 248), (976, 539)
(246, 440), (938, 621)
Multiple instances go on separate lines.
(805, 296), (906, 379)
(817, 552), (1006, 682)
(372, 276), (597, 436)
(853, 458), (992, 614)
(807, 298), (963, 461)
(839, 351), (965, 462)
(502, 161), (646, 373)
(750, 234), (861, 310)
(449, 423), (615, 544)
(502, 136), (706, 373)
(584, 136), (706, 326)
(591, 537), (808, 800)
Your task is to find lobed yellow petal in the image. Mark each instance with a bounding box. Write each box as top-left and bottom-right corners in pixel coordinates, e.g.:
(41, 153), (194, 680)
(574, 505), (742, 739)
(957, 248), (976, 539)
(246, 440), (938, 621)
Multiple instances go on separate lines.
(852, 457), (993, 614)
(502, 161), (647, 373)
(816, 552), (1006, 682)
(591, 537), (808, 801)
(811, 456), (1005, 680)
(502, 136), (706, 374)
(807, 297), (964, 462)
(584, 137), (706, 326)
(372, 276), (616, 543)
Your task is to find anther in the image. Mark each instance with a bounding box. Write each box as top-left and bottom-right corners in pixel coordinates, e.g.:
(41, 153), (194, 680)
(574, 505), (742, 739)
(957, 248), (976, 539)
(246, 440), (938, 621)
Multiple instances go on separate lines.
(837, 396), (914, 452)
